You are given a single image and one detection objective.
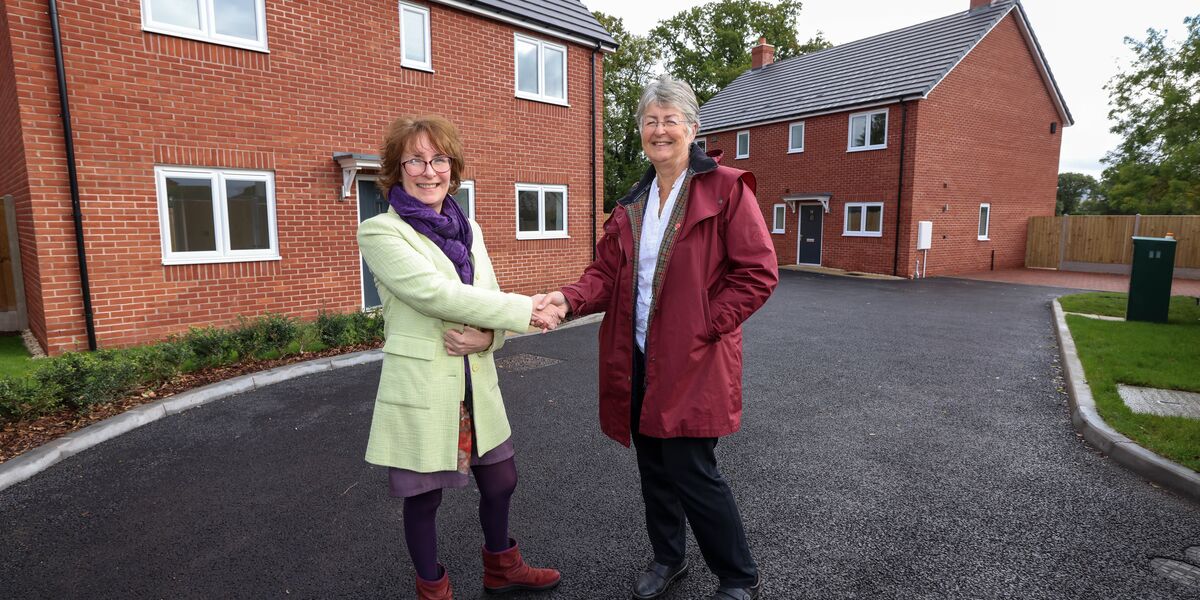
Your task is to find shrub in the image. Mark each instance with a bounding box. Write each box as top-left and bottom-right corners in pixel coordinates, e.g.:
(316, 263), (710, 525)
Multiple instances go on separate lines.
(316, 310), (352, 347)
(254, 313), (300, 354)
(0, 376), (60, 421)
(124, 341), (190, 383)
(32, 350), (140, 411)
(184, 326), (238, 368)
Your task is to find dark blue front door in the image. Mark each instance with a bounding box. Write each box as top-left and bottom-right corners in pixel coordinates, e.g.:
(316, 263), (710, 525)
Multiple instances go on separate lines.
(798, 204), (823, 265)
(358, 180), (388, 308)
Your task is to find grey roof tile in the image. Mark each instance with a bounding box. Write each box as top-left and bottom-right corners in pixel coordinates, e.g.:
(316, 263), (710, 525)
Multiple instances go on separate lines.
(699, 0), (1068, 133)
(433, 0), (615, 48)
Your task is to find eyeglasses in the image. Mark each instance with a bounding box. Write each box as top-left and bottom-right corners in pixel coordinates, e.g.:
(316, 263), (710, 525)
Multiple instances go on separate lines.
(642, 118), (688, 131)
(401, 156), (452, 176)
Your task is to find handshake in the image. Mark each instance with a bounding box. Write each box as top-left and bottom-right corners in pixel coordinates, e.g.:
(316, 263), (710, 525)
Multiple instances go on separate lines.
(529, 291), (569, 332)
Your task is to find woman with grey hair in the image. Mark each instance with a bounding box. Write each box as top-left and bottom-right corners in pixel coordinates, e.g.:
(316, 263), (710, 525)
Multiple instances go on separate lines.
(536, 74), (777, 600)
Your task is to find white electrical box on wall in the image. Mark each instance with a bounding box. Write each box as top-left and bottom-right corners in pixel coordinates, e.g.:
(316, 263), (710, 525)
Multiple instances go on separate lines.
(917, 221), (933, 250)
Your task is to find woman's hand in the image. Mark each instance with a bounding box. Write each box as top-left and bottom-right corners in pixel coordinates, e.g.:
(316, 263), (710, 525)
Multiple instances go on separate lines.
(444, 326), (494, 356)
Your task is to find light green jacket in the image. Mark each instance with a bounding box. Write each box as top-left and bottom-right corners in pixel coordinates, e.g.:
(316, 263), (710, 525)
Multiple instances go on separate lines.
(357, 209), (532, 472)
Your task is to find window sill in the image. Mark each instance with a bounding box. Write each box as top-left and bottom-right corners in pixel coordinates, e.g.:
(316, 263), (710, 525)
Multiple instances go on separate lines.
(735, 154), (749, 160)
(162, 254), (282, 266)
(143, 26), (268, 53)
(787, 148), (804, 154)
(847, 145), (886, 153)
(401, 61), (435, 73)
(515, 93), (570, 108)
(516, 232), (569, 241)
(771, 229), (785, 235)
(978, 236), (990, 241)
(843, 232), (883, 238)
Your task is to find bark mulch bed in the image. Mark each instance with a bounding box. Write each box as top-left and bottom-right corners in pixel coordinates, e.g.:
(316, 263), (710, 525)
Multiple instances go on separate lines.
(0, 341), (382, 464)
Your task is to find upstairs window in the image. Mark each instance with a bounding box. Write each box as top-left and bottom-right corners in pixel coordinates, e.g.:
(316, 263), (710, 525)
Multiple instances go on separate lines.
(978, 203), (991, 240)
(844, 202), (883, 237)
(155, 166), (279, 264)
(515, 34), (567, 104)
(142, 0), (268, 52)
(848, 109), (888, 151)
(695, 138), (707, 152)
(399, 1), (432, 71)
(736, 130), (750, 159)
(788, 122), (805, 153)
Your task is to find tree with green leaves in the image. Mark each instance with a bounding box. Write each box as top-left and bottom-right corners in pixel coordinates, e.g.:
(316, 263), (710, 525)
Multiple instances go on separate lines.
(1101, 14), (1200, 215)
(648, 0), (831, 104)
(1056, 172), (1102, 215)
(594, 12), (660, 211)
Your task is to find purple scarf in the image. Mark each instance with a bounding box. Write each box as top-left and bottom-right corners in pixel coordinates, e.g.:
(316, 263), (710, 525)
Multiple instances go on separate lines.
(388, 185), (474, 285)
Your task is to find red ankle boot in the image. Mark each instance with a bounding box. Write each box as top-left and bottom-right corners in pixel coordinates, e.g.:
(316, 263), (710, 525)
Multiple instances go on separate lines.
(481, 538), (561, 594)
(415, 564), (452, 600)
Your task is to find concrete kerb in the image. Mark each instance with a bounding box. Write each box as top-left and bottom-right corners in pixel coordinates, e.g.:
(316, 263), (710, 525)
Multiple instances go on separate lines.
(1052, 299), (1200, 502)
(0, 314), (605, 494)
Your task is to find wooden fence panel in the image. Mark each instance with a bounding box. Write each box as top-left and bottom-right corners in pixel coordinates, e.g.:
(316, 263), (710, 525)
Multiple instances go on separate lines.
(1064, 215), (1135, 264)
(0, 199), (13, 312)
(1139, 216), (1200, 268)
(1025, 216), (1061, 268)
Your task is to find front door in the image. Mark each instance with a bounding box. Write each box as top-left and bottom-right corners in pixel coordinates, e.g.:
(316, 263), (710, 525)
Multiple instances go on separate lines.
(797, 204), (823, 265)
(358, 179), (388, 308)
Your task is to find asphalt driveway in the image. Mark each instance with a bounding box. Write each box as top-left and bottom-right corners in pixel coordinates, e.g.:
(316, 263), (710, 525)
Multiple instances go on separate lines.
(1, 271), (1198, 599)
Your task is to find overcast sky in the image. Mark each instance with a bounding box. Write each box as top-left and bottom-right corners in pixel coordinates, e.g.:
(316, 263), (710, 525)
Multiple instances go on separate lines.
(588, 0), (1197, 179)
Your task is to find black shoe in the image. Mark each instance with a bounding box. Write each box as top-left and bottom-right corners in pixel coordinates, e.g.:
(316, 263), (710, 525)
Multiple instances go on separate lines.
(632, 560), (688, 600)
(710, 574), (762, 600)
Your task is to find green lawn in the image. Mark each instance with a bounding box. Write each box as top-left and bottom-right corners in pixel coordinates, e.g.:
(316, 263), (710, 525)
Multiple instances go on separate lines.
(1059, 291), (1200, 324)
(1061, 292), (1200, 472)
(0, 334), (33, 379)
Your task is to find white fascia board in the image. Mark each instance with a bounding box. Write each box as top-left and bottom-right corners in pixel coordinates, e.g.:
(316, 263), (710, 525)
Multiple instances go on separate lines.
(427, 0), (617, 53)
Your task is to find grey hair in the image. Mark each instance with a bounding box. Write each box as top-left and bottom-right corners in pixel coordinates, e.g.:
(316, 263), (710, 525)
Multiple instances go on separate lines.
(635, 74), (700, 127)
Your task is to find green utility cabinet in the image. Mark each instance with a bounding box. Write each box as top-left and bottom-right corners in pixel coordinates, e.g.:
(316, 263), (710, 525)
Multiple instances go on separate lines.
(1126, 236), (1177, 323)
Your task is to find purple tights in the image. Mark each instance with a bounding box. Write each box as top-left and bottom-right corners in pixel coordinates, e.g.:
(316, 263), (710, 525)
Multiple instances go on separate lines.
(403, 457), (518, 581)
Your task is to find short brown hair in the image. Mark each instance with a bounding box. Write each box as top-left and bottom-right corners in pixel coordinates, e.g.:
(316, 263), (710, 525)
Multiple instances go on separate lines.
(378, 115), (466, 195)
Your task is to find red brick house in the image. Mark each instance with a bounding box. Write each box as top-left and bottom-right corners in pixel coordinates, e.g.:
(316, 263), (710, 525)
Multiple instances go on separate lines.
(0, 0), (615, 354)
(698, 0), (1071, 278)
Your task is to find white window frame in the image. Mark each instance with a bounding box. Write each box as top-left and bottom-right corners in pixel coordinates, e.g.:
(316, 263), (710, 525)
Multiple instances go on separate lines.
(515, 184), (568, 240)
(771, 204), (786, 234)
(788, 122), (805, 153)
(847, 109), (888, 152)
(695, 138), (707, 152)
(736, 130), (750, 159)
(452, 180), (475, 220)
(514, 34), (568, 105)
(978, 203), (991, 240)
(155, 165), (279, 265)
(843, 202), (884, 237)
(141, 0), (268, 52)
(398, 1), (433, 72)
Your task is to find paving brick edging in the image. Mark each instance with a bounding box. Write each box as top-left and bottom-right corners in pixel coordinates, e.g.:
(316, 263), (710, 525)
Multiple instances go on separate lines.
(1052, 299), (1200, 502)
(0, 313), (603, 494)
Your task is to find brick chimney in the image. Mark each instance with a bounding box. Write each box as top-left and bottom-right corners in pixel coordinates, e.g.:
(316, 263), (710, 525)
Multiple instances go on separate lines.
(969, 0), (993, 9)
(751, 37), (774, 70)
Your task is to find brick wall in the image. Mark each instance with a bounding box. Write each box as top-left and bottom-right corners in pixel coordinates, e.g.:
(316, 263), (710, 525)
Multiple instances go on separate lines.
(906, 13), (1062, 277)
(702, 12), (1062, 279)
(4, 0), (604, 354)
(704, 103), (916, 277)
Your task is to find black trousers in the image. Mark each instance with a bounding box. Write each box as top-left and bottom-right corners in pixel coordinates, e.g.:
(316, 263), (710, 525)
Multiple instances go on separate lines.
(631, 347), (758, 588)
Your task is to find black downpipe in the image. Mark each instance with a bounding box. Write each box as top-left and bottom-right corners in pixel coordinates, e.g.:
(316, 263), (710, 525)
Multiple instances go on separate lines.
(589, 45), (599, 261)
(49, 0), (97, 350)
(892, 99), (909, 277)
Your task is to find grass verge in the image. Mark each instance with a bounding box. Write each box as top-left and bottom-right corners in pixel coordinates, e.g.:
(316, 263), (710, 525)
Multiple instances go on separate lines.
(0, 334), (33, 380)
(1061, 292), (1200, 472)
